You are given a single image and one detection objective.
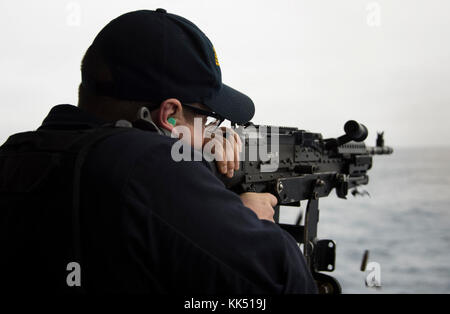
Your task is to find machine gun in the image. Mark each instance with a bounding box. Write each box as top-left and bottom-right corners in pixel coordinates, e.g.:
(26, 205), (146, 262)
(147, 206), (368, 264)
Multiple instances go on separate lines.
(213, 120), (393, 294)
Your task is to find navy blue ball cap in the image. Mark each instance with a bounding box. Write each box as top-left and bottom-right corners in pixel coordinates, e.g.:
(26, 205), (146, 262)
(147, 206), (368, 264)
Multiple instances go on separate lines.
(204, 84), (254, 125)
(82, 9), (255, 124)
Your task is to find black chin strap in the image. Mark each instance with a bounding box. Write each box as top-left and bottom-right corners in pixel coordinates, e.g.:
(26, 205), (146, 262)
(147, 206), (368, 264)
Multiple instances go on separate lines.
(135, 106), (172, 137)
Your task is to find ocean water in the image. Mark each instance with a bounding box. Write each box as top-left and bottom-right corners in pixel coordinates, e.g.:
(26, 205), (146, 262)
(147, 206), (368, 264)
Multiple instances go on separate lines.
(278, 147), (450, 294)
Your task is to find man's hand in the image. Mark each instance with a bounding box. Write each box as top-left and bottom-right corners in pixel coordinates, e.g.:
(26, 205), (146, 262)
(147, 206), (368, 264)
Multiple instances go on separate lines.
(203, 126), (242, 178)
(240, 192), (278, 222)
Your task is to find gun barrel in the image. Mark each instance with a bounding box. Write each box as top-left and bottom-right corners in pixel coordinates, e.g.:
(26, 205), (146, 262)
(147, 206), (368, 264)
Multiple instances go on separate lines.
(367, 146), (394, 155)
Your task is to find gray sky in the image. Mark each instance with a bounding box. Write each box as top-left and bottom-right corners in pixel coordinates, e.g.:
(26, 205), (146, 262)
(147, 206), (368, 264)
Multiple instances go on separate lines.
(1, 0), (449, 147)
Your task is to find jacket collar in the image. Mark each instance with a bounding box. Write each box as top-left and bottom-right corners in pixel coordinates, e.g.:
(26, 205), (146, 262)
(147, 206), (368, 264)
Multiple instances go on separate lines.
(39, 104), (106, 130)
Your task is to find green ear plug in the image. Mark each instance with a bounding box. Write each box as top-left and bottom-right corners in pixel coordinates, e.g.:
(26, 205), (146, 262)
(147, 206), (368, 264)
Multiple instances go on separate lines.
(167, 117), (176, 126)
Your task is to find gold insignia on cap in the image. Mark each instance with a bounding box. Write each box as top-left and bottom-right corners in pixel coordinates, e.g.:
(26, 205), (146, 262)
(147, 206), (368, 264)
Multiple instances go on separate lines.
(213, 47), (220, 66)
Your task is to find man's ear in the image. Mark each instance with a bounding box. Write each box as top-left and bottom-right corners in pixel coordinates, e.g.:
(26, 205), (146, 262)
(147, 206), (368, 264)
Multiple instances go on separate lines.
(157, 98), (183, 131)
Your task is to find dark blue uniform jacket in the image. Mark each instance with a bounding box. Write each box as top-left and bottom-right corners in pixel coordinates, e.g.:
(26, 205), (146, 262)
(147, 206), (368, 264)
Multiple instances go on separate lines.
(0, 104), (317, 294)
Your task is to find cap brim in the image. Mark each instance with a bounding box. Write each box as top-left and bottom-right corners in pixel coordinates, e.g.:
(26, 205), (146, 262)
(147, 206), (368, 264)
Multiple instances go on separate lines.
(204, 84), (255, 124)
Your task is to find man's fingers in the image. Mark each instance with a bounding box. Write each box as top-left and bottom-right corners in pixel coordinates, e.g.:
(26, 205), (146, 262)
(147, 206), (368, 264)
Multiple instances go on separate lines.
(217, 160), (227, 174)
(261, 211), (275, 223)
(218, 130), (236, 178)
(225, 138), (235, 178)
(210, 138), (227, 174)
(224, 128), (240, 175)
(220, 139), (228, 174)
(265, 193), (278, 207)
(234, 144), (240, 171)
(209, 127), (242, 177)
(233, 131), (241, 170)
